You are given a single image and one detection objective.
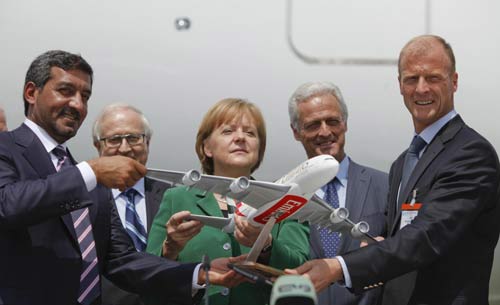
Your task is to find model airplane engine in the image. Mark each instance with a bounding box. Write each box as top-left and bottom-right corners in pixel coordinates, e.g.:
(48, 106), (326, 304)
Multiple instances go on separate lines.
(229, 176), (250, 194)
(350, 221), (370, 239)
(329, 207), (349, 224)
(182, 169), (202, 186)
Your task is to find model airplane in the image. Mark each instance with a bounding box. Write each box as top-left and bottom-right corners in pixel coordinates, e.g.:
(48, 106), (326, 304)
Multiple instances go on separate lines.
(147, 154), (376, 259)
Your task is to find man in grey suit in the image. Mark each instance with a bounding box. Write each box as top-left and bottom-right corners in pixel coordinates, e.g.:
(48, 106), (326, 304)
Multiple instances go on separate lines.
(93, 104), (171, 305)
(288, 81), (388, 305)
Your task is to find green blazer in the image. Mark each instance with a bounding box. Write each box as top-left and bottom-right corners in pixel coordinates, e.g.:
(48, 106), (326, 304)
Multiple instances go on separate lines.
(146, 186), (310, 305)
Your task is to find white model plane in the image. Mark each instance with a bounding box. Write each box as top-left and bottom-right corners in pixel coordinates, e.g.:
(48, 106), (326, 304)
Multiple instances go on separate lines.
(147, 155), (375, 260)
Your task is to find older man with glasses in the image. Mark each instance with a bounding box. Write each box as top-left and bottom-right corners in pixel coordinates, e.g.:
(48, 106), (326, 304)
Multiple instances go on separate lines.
(92, 103), (172, 305)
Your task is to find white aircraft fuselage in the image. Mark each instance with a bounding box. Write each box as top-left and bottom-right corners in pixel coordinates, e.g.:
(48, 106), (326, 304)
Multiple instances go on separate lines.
(237, 154), (339, 226)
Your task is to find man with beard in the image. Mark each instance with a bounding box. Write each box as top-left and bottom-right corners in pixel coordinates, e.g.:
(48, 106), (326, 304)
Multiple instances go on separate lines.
(0, 50), (243, 305)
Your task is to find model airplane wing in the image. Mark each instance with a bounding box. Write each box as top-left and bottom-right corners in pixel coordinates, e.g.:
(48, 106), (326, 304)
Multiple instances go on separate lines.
(294, 194), (376, 243)
(147, 168), (291, 208)
(186, 214), (233, 231)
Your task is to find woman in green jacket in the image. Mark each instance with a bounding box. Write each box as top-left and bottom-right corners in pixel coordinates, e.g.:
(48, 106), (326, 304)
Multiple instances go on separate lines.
(146, 98), (309, 305)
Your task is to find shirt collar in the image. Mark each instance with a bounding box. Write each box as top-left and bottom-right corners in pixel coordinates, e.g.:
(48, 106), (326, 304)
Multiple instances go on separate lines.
(112, 177), (145, 199)
(417, 110), (457, 145)
(24, 118), (67, 153)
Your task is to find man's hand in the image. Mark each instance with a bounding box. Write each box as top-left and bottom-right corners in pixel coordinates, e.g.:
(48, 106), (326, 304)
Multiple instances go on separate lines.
(88, 155), (146, 191)
(198, 256), (247, 287)
(234, 214), (271, 248)
(285, 258), (343, 292)
(360, 236), (385, 248)
(162, 211), (203, 259)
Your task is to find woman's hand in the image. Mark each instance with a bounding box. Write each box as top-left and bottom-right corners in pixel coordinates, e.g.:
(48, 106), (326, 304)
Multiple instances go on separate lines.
(162, 211), (203, 259)
(233, 214), (271, 248)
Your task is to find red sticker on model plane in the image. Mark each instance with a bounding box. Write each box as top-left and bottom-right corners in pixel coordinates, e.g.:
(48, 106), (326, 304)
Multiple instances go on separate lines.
(253, 195), (308, 224)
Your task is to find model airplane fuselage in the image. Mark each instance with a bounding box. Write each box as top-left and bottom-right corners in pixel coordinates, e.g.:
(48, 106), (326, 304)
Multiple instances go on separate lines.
(236, 154), (338, 226)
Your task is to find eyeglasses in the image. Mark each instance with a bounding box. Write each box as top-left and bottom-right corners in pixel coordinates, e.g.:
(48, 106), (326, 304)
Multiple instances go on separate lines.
(99, 134), (146, 148)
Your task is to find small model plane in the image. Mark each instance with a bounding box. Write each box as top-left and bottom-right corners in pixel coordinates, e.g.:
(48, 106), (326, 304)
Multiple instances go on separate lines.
(147, 154), (376, 260)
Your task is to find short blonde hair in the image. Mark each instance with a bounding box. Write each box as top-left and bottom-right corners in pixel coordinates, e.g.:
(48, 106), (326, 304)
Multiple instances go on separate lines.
(195, 98), (266, 175)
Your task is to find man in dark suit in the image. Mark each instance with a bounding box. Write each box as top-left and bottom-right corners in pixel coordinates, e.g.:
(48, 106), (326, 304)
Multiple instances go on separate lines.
(288, 81), (388, 305)
(92, 104), (172, 305)
(288, 35), (500, 305)
(0, 50), (241, 305)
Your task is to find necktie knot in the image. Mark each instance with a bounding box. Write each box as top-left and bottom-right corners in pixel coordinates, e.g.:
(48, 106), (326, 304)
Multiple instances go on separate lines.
(123, 188), (139, 204)
(408, 135), (426, 155)
(52, 145), (68, 160)
(52, 145), (70, 171)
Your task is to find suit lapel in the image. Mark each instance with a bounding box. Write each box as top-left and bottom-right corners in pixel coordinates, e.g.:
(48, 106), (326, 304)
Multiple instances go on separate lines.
(387, 154), (405, 234)
(13, 124), (80, 245)
(391, 116), (465, 234)
(144, 177), (167, 231)
(345, 162), (369, 221)
(14, 124), (54, 179)
(339, 162), (369, 253)
(195, 190), (224, 217)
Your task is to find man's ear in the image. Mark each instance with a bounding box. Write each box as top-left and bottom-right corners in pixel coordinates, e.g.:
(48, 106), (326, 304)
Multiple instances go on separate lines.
(291, 124), (301, 141)
(452, 72), (458, 92)
(24, 82), (39, 108)
(398, 75), (403, 95)
(93, 141), (102, 154)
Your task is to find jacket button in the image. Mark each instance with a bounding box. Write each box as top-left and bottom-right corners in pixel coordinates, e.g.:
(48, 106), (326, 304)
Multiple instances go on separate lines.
(223, 243), (231, 251)
(220, 288), (229, 296)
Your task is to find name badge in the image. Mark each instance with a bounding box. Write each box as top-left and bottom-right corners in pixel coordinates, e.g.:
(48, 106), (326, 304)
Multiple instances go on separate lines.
(400, 189), (422, 229)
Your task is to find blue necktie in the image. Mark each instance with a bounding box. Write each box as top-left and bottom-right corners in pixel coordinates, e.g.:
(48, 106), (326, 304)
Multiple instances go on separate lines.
(319, 178), (341, 258)
(122, 188), (147, 251)
(52, 145), (100, 305)
(400, 135), (427, 195)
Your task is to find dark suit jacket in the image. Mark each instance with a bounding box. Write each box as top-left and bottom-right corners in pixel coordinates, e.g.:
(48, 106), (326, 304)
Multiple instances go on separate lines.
(309, 160), (388, 305)
(101, 177), (171, 305)
(343, 116), (500, 305)
(0, 124), (196, 305)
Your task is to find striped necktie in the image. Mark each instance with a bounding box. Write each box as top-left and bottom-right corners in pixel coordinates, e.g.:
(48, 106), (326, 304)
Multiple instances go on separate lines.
(319, 178), (341, 258)
(52, 145), (100, 305)
(122, 188), (147, 251)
